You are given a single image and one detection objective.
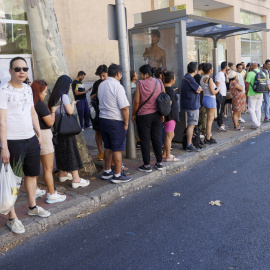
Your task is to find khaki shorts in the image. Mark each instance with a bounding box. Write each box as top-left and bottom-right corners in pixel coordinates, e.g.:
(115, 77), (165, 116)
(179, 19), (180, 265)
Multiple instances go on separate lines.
(40, 129), (54, 156)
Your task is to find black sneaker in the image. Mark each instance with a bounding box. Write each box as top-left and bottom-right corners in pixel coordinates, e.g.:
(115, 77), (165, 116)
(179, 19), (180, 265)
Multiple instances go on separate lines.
(138, 165), (152, 173)
(101, 170), (114, 180)
(154, 163), (163, 171)
(204, 138), (217, 145)
(111, 173), (132, 184)
(186, 144), (200, 152)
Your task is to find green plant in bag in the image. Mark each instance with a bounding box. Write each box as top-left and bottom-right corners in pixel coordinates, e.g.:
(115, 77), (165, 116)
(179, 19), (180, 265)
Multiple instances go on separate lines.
(12, 156), (23, 178)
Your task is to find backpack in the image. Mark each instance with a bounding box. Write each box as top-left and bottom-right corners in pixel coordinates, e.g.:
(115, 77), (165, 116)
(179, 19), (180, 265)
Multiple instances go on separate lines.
(182, 126), (205, 150)
(89, 96), (99, 129)
(252, 70), (268, 93)
(157, 92), (171, 116)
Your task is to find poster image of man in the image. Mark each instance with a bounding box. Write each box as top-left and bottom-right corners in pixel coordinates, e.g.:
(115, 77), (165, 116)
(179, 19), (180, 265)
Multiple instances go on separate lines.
(143, 30), (166, 69)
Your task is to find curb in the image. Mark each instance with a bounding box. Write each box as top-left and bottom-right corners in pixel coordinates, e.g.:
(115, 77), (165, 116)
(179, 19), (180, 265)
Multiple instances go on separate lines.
(0, 124), (269, 250)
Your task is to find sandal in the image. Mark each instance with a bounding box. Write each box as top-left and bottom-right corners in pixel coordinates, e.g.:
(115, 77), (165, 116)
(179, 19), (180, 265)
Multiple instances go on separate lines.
(165, 156), (179, 162)
(234, 125), (244, 131)
(72, 178), (90, 188)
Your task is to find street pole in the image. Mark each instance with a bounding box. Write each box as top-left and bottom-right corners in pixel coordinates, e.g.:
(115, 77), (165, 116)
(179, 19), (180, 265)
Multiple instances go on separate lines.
(115, 0), (137, 159)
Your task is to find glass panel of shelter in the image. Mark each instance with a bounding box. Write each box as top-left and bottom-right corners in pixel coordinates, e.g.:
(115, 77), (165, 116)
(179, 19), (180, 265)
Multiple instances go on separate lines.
(130, 24), (179, 88)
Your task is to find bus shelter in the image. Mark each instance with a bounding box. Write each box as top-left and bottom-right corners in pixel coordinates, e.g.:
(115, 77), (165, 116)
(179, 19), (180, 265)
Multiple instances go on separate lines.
(128, 7), (269, 142)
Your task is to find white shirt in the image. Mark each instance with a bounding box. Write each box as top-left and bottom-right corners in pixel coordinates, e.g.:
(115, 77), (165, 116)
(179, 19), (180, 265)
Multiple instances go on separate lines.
(98, 77), (130, 121)
(0, 83), (35, 140)
(215, 71), (227, 96)
(237, 72), (245, 93)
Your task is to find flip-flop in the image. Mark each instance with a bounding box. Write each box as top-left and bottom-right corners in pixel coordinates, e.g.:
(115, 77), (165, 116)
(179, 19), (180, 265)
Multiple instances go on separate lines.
(165, 156), (179, 162)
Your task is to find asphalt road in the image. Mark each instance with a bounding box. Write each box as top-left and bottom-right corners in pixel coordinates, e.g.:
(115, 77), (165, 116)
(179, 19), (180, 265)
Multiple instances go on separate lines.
(1, 131), (270, 270)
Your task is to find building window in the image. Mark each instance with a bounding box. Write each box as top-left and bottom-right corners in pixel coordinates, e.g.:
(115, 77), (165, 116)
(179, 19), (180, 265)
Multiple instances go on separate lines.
(0, 0), (30, 54)
(240, 11), (262, 64)
(193, 9), (207, 17)
(158, 0), (170, 9)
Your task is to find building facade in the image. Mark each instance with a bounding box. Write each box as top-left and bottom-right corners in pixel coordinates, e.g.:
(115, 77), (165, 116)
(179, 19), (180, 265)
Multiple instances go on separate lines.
(0, 0), (270, 83)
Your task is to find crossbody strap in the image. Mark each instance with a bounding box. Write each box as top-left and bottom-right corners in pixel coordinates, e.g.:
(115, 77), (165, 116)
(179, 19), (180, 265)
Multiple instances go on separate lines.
(137, 79), (158, 113)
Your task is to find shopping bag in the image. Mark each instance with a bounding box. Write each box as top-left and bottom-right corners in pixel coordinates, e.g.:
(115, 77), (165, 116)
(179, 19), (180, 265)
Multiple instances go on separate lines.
(0, 163), (22, 215)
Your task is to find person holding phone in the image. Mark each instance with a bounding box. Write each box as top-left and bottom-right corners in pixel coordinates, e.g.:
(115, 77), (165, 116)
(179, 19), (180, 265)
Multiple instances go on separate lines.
(48, 75), (90, 188)
(72, 71), (92, 131)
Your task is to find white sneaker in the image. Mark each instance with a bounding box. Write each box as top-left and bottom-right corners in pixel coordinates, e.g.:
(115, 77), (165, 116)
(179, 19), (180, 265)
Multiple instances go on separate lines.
(46, 191), (67, 204)
(218, 124), (227, 131)
(200, 135), (205, 139)
(7, 217), (25, 234)
(224, 114), (228, 118)
(239, 117), (246, 123)
(59, 172), (73, 182)
(36, 187), (46, 198)
(28, 206), (51, 218)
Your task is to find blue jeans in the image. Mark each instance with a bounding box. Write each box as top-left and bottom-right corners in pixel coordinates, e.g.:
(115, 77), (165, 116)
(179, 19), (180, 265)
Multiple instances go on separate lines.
(263, 92), (270, 120)
(76, 98), (90, 128)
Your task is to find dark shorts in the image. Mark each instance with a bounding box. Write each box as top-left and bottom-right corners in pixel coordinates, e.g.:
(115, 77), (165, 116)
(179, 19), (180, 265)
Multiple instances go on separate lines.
(99, 118), (127, 152)
(226, 98), (232, 104)
(7, 135), (40, 177)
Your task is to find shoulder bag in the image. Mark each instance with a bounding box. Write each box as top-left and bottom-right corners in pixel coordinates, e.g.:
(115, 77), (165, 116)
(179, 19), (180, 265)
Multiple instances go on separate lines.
(53, 96), (82, 139)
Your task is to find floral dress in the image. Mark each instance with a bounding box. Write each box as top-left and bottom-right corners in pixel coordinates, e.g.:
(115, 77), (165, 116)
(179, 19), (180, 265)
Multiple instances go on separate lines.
(230, 81), (246, 112)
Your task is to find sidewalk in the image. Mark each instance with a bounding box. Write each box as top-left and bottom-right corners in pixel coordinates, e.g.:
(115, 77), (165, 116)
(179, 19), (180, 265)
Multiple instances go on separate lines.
(1, 112), (270, 251)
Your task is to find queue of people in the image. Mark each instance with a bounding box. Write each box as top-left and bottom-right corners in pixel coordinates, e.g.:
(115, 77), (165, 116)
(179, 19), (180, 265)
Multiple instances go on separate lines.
(1, 55), (269, 235)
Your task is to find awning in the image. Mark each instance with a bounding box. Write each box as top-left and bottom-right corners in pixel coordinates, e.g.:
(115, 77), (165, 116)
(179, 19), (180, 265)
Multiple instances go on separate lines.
(133, 8), (269, 40)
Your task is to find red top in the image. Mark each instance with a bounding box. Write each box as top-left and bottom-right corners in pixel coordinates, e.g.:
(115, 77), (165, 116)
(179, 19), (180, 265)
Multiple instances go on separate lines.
(137, 78), (163, 116)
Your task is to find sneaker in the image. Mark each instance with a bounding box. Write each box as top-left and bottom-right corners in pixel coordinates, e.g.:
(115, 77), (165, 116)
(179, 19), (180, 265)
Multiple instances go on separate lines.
(111, 173), (132, 184)
(7, 217), (25, 234)
(200, 134), (205, 140)
(186, 144), (199, 152)
(82, 128), (85, 131)
(46, 191), (67, 204)
(239, 117), (246, 123)
(36, 187), (46, 198)
(28, 206), (51, 218)
(111, 163), (128, 172)
(97, 152), (104, 161)
(59, 172), (73, 183)
(218, 124), (227, 131)
(204, 138), (217, 144)
(138, 165), (152, 173)
(101, 170), (114, 180)
(224, 114), (228, 118)
(85, 125), (92, 129)
(154, 163), (163, 171)
(136, 143), (141, 150)
(263, 118), (269, 123)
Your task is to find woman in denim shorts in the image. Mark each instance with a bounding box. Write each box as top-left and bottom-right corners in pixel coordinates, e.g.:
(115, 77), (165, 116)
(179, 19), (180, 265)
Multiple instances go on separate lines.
(200, 63), (221, 144)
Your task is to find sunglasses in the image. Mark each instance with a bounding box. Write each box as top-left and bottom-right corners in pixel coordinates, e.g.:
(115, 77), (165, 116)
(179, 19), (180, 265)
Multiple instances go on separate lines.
(12, 67), (29, 72)
(38, 80), (47, 85)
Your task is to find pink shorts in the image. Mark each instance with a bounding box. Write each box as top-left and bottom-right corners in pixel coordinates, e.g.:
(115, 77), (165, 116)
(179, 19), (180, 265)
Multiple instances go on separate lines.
(163, 120), (176, 132)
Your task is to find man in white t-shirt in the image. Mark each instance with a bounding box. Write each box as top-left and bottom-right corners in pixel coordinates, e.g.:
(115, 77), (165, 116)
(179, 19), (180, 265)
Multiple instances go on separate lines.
(98, 64), (131, 184)
(215, 61), (228, 131)
(0, 57), (50, 234)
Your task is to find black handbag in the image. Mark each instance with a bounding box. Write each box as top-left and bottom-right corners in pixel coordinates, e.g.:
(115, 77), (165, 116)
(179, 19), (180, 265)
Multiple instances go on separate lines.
(53, 96), (82, 137)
